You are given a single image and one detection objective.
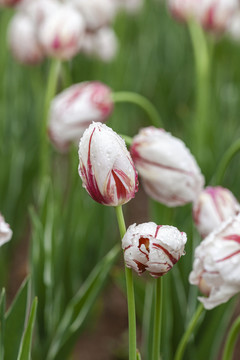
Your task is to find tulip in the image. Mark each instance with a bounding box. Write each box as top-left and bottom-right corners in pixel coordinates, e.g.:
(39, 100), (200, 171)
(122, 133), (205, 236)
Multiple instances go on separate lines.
(39, 4), (85, 60)
(189, 214), (240, 309)
(227, 12), (240, 40)
(19, 0), (60, 26)
(68, 0), (117, 31)
(193, 186), (240, 238)
(168, 0), (202, 22)
(0, 214), (12, 247)
(0, 0), (22, 7)
(200, 0), (239, 34)
(8, 13), (44, 65)
(78, 122), (138, 206)
(48, 82), (114, 150)
(130, 127), (204, 207)
(122, 222), (187, 278)
(115, 0), (144, 14)
(82, 27), (118, 62)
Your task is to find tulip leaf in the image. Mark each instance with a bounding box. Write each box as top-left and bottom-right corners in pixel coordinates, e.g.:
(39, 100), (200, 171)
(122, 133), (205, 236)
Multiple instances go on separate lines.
(4, 277), (30, 360)
(46, 244), (120, 360)
(0, 288), (6, 360)
(17, 297), (38, 360)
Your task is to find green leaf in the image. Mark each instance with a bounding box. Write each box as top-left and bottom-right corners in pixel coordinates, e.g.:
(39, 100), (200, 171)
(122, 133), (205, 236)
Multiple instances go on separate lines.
(136, 349), (142, 360)
(4, 278), (30, 360)
(0, 288), (6, 359)
(17, 297), (38, 360)
(46, 244), (120, 360)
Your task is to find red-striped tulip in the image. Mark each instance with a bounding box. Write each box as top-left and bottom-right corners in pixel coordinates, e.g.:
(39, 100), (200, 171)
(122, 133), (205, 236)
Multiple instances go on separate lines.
(8, 14), (44, 65)
(130, 127), (204, 207)
(48, 82), (113, 151)
(122, 222), (187, 278)
(39, 4), (85, 60)
(193, 186), (240, 238)
(189, 214), (240, 309)
(78, 122), (138, 206)
(0, 214), (12, 246)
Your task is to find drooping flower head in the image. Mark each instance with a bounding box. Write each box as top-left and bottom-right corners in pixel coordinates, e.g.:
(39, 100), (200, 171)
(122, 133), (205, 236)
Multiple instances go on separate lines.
(130, 127), (204, 207)
(193, 186), (240, 238)
(78, 122), (138, 206)
(189, 214), (240, 309)
(122, 222), (187, 278)
(0, 214), (12, 246)
(48, 82), (114, 151)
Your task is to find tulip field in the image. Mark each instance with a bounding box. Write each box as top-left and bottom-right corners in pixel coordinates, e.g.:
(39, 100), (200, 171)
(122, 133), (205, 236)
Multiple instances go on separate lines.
(1, 0), (240, 359)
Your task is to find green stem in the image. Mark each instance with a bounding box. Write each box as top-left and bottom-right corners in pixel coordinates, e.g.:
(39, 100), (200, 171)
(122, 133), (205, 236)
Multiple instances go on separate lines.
(188, 20), (211, 165)
(174, 303), (205, 360)
(152, 277), (163, 360)
(112, 91), (162, 128)
(40, 59), (61, 179)
(115, 206), (137, 360)
(222, 315), (240, 360)
(214, 139), (240, 185)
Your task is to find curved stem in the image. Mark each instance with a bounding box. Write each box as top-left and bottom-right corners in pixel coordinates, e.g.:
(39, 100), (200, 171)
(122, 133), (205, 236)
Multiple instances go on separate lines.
(188, 20), (211, 165)
(115, 206), (137, 360)
(112, 91), (162, 128)
(222, 315), (240, 360)
(214, 139), (240, 185)
(152, 277), (163, 360)
(174, 303), (205, 360)
(40, 59), (61, 179)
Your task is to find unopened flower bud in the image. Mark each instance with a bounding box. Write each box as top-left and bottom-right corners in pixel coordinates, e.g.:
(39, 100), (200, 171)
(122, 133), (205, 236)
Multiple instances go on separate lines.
(48, 82), (113, 150)
(189, 214), (240, 309)
(19, 0), (60, 26)
(68, 0), (116, 31)
(168, 0), (201, 22)
(8, 13), (44, 65)
(193, 186), (240, 238)
(0, 214), (12, 246)
(39, 5), (85, 60)
(130, 127), (204, 207)
(0, 0), (22, 7)
(200, 0), (239, 34)
(122, 222), (187, 278)
(78, 122), (138, 206)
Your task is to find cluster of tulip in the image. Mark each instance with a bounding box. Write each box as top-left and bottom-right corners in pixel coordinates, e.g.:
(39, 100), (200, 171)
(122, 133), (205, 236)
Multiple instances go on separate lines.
(46, 78), (240, 314)
(167, 0), (240, 39)
(2, 0), (143, 64)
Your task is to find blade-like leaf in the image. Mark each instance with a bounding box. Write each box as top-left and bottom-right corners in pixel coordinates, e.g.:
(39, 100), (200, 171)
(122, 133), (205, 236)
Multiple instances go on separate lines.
(17, 297), (38, 360)
(46, 244), (120, 360)
(4, 277), (30, 360)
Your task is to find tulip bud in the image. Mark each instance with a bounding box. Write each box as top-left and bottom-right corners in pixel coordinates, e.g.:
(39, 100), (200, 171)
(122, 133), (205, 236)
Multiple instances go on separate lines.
(168, 0), (202, 22)
(39, 5), (85, 60)
(130, 127), (204, 207)
(68, 0), (117, 31)
(0, 214), (12, 247)
(8, 13), (44, 65)
(200, 0), (239, 34)
(48, 82), (114, 151)
(193, 186), (240, 238)
(19, 0), (60, 26)
(0, 0), (22, 7)
(189, 214), (240, 309)
(122, 222), (187, 278)
(82, 27), (118, 62)
(78, 122), (138, 206)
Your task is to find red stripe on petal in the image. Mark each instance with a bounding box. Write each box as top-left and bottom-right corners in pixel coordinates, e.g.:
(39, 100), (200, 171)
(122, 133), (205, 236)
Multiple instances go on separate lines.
(223, 235), (240, 244)
(152, 243), (177, 265)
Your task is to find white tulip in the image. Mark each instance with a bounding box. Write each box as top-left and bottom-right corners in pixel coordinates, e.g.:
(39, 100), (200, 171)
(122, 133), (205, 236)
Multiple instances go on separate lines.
(189, 214), (240, 309)
(122, 222), (187, 277)
(0, 214), (12, 247)
(131, 127), (204, 207)
(78, 122), (138, 206)
(193, 186), (240, 238)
